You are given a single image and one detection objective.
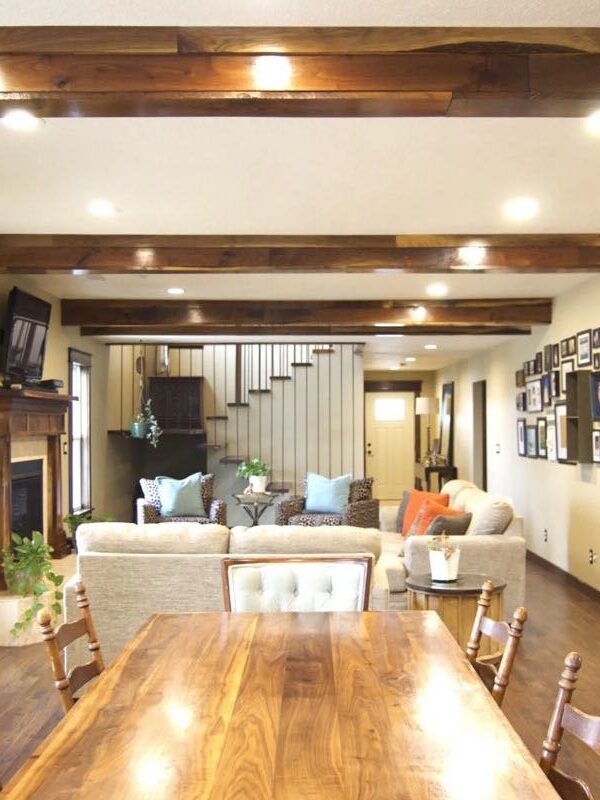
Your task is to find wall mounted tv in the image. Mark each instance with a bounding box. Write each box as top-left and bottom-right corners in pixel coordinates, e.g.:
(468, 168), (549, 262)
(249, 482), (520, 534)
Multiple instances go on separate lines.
(1, 288), (51, 385)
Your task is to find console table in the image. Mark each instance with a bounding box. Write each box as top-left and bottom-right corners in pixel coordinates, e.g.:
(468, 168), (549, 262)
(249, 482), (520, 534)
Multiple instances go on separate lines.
(414, 462), (457, 492)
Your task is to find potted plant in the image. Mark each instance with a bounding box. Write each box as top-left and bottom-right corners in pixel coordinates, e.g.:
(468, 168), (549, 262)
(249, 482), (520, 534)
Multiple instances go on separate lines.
(427, 533), (461, 582)
(1, 531), (64, 637)
(237, 458), (270, 494)
(129, 398), (162, 448)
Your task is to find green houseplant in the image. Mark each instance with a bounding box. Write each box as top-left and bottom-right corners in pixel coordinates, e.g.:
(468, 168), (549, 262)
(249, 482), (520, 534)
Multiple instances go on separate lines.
(129, 398), (162, 448)
(237, 458), (270, 493)
(1, 532), (64, 637)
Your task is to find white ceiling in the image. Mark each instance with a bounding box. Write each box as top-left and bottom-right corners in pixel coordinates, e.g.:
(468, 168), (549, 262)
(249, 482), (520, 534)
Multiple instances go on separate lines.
(1, 0), (599, 26)
(1, 118), (600, 234)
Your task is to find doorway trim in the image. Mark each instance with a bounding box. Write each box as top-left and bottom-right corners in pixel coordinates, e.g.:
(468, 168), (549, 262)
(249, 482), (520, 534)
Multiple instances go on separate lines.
(364, 380), (422, 469)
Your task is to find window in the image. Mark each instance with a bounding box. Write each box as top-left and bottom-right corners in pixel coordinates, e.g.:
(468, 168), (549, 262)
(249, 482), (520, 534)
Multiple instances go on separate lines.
(69, 349), (92, 513)
(374, 397), (406, 422)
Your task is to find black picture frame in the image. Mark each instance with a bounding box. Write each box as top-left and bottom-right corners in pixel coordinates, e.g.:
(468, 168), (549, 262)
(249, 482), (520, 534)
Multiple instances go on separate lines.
(515, 369), (525, 388)
(543, 344), (553, 372)
(593, 430), (600, 464)
(526, 378), (543, 413)
(555, 402), (569, 462)
(560, 358), (575, 395)
(568, 336), (577, 356)
(526, 425), (538, 458)
(517, 418), (526, 457)
(560, 339), (569, 358)
(541, 373), (551, 407)
(516, 391), (526, 411)
(593, 328), (600, 349)
(552, 343), (560, 368)
(534, 352), (543, 374)
(550, 370), (560, 398)
(594, 353), (600, 371)
(577, 329), (592, 367)
(537, 417), (547, 458)
(591, 373), (600, 421)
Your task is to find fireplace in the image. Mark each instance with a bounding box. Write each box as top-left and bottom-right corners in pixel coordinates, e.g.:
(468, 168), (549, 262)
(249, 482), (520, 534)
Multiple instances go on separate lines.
(11, 459), (44, 541)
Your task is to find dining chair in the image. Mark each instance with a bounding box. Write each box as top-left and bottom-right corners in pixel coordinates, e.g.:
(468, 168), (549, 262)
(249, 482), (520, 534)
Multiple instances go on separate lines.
(37, 580), (105, 714)
(540, 652), (598, 800)
(221, 555), (373, 612)
(465, 578), (528, 707)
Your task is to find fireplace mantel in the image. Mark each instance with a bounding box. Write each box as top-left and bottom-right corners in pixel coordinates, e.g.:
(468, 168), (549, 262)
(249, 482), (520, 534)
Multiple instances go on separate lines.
(0, 388), (73, 588)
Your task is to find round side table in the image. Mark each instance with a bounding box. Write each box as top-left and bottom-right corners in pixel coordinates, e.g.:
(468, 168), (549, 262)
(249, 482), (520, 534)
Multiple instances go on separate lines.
(405, 573), (506, 655)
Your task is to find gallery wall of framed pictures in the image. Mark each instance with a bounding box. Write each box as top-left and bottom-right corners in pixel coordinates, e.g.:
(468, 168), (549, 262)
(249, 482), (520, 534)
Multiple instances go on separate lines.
(516, 327), (600, 463)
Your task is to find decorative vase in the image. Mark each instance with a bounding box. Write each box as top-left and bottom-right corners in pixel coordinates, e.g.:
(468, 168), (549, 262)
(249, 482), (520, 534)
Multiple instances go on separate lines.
(429, 548), (461, 582)
(129, 421), (148, 439)
(6, 568), (40, 597)
(249, 475), (268, 494)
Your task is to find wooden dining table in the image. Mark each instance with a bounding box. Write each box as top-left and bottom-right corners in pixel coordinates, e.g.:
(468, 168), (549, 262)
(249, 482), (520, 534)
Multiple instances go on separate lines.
(4, 611), (559, 799)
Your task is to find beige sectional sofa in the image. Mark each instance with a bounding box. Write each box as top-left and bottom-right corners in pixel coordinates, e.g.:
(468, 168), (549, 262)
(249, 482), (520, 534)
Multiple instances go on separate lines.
(64, 522), (388, 668)
(379, 480), (526, 613)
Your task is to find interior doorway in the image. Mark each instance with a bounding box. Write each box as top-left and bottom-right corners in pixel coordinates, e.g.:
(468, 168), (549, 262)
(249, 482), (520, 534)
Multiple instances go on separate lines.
(473, 380), (487, 490)
(365, 391), (416, 500)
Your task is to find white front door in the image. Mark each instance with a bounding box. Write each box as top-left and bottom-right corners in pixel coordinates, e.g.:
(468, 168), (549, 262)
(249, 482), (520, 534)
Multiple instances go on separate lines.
(365, 392), (415, 500)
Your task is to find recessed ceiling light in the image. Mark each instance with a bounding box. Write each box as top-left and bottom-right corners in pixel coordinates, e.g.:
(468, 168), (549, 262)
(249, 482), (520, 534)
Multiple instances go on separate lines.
(503, 197), (539, 222)
(410, 306), (427, 323)
(405, 356), (417, 363)
(456, 245), (487, 269)
(585, 110), (600, 135)
(88, 198), (117, 218)
(252, 56), (292, 90)
(424, 344), (438, 351)
(167, 287), (185, 296)
(2, 109), (40, 132)
(426, 282), (448, 298)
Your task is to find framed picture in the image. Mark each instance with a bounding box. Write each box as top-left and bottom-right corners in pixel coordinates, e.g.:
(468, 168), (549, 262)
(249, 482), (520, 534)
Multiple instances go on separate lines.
(517, 418), (526, 457)
(552, 344), (560, 368)
(526, 425), (538, 458)
(560, 338), (569, 358)
(594, 353), (600, 371)
(591, 373), (600, 421)
(534, 352), (543, 374)
(516, 391), (526, 412)
(541, 373), (551, 407)
(529, 359), (536, 376)
(577, 329), (592, 367)
(543, 344), (553, 372)
(594, 430), (600, 464)
(568, 336), (577, 356)
(593, 328), (600, 349)
(547, 416), (557, 462)
(560, 358), (574, 395)
(537, 417), (548, 458)
(555, 402), (569, 462)
(523, 361), (530, 377)
(515, 369), (525, 388)
(526, 378), (543, 413)
(551, 370), (560, 398)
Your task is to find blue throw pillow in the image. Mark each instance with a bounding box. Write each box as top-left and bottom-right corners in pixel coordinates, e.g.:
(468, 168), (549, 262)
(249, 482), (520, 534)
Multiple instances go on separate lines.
(155, 472), (205, 518)
(305, 473), (352, 515)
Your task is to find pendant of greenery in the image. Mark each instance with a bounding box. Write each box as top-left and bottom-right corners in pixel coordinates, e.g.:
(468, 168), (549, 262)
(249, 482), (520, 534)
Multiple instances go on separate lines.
(132, 398), (162, 448)
(1, 532), (64, 637)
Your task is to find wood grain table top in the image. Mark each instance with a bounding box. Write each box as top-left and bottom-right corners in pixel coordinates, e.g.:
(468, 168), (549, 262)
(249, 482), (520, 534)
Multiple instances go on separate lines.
(3, 611), (559, 800)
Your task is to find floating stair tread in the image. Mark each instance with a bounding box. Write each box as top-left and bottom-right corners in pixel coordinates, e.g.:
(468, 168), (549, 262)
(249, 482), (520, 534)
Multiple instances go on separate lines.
(312, 349), (335, 355)
(248, 389), (271, 394)
(227, 402), (249, 407)
(206, 415), (229, 421)
(220, 456), (247, 465)
(267, 482), (291, 494)
(291, 362), (313, 367)
(270, 375), (292, 380)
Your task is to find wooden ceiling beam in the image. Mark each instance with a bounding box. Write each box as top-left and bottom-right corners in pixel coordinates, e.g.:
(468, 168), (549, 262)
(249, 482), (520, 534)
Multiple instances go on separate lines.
(81, 325), (532, 337)
(2, 235), (600, 274)
(61, 298), (552, 332)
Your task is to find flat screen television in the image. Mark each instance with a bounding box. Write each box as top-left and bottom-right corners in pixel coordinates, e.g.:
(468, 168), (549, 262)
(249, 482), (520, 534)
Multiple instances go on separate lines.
(1, 288), (51, 384)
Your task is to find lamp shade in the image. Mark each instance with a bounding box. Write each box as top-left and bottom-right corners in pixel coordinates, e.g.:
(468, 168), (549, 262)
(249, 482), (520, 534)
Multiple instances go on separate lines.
(415, 396), (439, 415)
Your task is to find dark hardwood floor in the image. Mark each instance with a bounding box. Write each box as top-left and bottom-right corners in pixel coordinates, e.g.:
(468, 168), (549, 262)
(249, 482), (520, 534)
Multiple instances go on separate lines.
(0, 557), (599, 792)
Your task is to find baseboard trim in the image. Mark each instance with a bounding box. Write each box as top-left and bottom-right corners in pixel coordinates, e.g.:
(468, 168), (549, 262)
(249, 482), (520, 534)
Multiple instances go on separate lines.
(527, 550), (600, 603)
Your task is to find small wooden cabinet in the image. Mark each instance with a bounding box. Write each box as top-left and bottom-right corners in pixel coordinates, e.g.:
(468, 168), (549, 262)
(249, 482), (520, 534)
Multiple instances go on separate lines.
(148, 376), (204, 432)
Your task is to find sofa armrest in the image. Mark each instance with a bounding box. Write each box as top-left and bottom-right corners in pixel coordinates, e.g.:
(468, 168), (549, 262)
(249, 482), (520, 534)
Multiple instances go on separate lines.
(343, 499), (380, 529)
(275, 496), (305, 525)
(209, 498), (227, 526)
(371, 558), (390, 610)
(136, 498), (160, 524)
(404, 534), (527, 618)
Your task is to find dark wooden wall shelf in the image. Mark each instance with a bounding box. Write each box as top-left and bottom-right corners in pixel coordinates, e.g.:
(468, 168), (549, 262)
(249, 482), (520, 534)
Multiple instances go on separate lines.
(565, 370), (593, 464)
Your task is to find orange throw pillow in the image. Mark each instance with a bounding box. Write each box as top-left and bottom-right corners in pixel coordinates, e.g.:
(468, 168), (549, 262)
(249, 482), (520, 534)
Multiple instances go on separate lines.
(402, 490), (449, 535)
(413, 499), (465, 536)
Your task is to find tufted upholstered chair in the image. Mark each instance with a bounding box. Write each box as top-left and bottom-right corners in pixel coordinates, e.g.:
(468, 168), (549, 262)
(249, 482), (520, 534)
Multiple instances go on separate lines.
(222, 555), (373, 612)
(137, 473), (227, 526)
(275, 476), (379, 528)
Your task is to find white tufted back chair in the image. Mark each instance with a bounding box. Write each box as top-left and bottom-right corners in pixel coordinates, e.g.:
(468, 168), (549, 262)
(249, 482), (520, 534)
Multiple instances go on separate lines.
(222, 555), (373, 612)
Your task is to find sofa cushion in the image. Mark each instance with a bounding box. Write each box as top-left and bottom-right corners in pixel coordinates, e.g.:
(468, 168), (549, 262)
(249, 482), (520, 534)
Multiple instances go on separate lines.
(230, 525), (381, 559)
(378, 552), (407, 593)
(305, 473), (352, 514)
(442, 479), (477, 509)
(402, 490), (449, 534)
(395, 491), (411, 533)
(155, 472), (205, 517)
(409, 499), (469, 536)
(423, 512), (472, 537)
(452, 488), (513, 536)
(76, 522), (230, 554)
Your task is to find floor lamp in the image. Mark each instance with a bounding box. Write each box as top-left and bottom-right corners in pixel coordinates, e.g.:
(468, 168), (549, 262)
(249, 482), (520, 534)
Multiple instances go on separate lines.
(415, 396), (439, 461)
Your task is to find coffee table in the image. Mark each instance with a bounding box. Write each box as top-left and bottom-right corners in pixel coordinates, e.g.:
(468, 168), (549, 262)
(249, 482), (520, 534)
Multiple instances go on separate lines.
(232, 492), (276, 525)
(405, 573), (506, 655)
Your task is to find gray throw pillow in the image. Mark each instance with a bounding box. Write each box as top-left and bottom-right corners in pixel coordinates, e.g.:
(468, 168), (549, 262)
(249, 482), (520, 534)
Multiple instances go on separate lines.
(424, 512), (472, 537)
(395, 491), (411, 533)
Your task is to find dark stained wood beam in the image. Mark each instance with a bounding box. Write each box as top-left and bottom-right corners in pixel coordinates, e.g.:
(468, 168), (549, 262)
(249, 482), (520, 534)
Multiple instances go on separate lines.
(81, 325), (533, 337)
(61, 298), (552, 337)
(2, 234), (600, 274)
(0, 27), (599, 117)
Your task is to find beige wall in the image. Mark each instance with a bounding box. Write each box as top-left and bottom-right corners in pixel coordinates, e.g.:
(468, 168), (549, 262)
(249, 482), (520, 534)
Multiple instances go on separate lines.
(0, 277), (133, 522)
(435, 274), (600, 591)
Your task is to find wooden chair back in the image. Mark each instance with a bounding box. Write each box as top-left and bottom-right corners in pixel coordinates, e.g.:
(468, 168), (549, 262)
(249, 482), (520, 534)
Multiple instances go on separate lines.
(37, 581), (104, 714)
(540, 652), (598, 800)
(465, 579), (527, 707)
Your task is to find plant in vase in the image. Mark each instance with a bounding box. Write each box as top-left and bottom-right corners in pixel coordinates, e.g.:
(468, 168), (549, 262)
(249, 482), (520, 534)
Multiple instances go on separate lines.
(129, 398), (162, 448)
(427, 533), (461, 582)
(63, 510), (114, 547)
(1, 532), (64, 637)
(237, 458), (270, 494)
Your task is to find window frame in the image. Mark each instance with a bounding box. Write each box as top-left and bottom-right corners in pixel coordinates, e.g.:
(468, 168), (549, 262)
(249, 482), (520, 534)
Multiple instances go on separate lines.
(68, 348), (92, 515)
